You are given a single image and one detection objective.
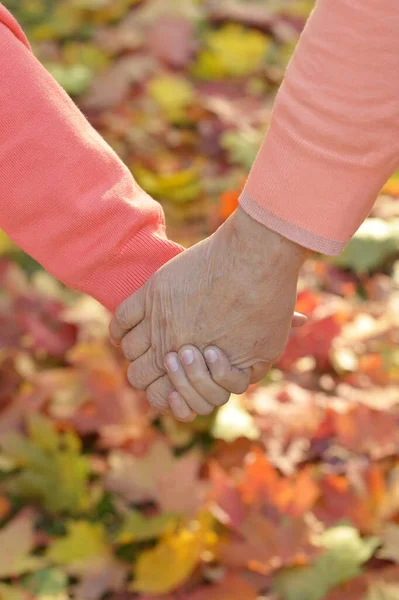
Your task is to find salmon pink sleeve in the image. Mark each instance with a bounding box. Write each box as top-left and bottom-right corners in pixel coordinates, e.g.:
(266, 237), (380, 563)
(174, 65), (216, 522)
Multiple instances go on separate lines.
(0, 5), (183, 312)
(240, 0), (399, 255)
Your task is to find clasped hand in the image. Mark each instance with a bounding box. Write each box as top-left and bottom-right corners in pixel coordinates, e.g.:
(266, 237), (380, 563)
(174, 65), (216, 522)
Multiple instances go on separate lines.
(110, 208), (307, 421)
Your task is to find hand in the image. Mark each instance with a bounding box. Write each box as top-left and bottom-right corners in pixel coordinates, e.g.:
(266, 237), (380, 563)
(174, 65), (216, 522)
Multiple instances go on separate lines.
(110, 207), (308, 413)
(163, 344), (252, 421)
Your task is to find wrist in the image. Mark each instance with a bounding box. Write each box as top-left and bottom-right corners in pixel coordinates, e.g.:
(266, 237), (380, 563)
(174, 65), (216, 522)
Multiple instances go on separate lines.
(230, 206), (308, 272)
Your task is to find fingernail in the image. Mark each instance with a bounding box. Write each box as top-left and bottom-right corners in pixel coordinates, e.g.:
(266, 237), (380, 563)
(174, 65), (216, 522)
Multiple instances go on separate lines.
(170, 392), (191, 418)
(204, 348), (218, 363)
(166, 354), (179, 372)
(181, 349), (194, 365)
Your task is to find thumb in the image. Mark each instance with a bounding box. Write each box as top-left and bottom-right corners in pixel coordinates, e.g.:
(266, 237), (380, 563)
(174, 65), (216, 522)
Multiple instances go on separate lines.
(292, 311), (307, 327)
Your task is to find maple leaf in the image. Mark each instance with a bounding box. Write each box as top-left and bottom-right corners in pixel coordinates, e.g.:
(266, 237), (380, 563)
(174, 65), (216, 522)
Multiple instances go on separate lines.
(189, 573), (258, 600)
(0, 413), (91, 514)
(22, 568), (68, 597)
(148, 74), (195, 123)
(0, 510), (44, 578)
(46, 521), (109, 565)
(192, 24), (271, 79)
(221, 512), (316, 574)
(157, 450), (205, 516)
(114, 511), (178, 544)
(273, 525), (379, 600)
(46, 520), (128, 600)
(105, 439), (175, 504)
(133, 513), (217, 595)
(147, 16), (196, 67)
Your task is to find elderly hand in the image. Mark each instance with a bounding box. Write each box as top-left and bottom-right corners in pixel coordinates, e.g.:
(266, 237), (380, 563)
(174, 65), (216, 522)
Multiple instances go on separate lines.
(110, 207), (307, 417)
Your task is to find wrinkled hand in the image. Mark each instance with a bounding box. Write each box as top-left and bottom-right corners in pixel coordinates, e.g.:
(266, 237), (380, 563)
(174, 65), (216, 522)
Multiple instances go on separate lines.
(110, 207), (307, 414)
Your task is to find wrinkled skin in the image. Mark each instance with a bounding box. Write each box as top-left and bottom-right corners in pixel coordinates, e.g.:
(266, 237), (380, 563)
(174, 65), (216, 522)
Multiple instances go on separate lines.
(110, 208), (307, 413)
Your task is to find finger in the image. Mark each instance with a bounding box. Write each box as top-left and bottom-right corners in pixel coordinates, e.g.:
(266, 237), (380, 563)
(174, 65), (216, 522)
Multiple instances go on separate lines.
(145, 375), (174, 416)
(169, 392), (197, 423)
(249, 361), (272, 384)
(292, 312), (307, 327)
(109, 285), (146, 344)
(147, 375), (196, 421)
(121, 320), (151, 361)
(166, 345), (230, 408)
(178, 346), (230, 407)
(204, 347), (251, 395)
(127, 348), (164, 390)
(164, 352), (215, 415)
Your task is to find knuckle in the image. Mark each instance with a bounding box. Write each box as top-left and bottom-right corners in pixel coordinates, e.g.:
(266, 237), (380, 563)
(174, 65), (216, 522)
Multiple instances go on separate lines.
(147, 384), (169, 413)
(115, 302), (130, 329)
(127, 363), (146, 390)
(121, 337), (135, 361)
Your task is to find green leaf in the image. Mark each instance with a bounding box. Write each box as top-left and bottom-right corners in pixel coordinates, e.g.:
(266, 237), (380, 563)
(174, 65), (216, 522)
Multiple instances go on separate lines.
(273, 525), (379, 600)
(46, 520), (109, 565)
(0, 414), (91, 514)
(114, 511), (178, 545)
(22, 568), (68, 596)
(46, 63), (94, 96)
(333, 218), (399, 273)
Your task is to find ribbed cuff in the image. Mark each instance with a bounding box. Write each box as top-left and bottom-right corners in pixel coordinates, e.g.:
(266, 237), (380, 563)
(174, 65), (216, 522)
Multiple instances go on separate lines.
(239, 192), (345, 255)
(82, 228), (184, 312)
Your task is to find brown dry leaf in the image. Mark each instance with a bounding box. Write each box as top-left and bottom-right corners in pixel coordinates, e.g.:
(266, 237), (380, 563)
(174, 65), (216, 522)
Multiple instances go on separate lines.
(221, 512), (316, 574)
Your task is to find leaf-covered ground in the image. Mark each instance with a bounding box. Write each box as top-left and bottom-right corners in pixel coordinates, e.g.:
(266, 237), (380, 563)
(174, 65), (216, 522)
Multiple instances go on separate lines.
(1, 1), (399, 599)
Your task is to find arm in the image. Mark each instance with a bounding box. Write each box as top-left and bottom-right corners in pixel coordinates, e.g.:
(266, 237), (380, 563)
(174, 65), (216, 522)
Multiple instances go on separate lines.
(240, 0), (399, 255)
(0, 6), (183, 312)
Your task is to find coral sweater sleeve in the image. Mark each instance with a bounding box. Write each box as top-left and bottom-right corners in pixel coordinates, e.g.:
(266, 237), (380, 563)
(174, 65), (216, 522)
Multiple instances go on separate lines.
(0, 5), (183, 312)
(240, 0), (399, 255)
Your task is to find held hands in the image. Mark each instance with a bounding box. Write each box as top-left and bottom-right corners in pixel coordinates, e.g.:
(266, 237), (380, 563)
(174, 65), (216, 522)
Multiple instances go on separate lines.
(110, 208), (307, 420)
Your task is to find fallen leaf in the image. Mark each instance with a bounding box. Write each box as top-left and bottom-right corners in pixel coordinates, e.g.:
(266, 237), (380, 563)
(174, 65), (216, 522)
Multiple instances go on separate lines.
(0, 510), (44, 578)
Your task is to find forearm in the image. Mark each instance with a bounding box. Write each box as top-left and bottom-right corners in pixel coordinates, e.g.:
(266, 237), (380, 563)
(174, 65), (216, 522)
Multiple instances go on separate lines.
(0, 12), (183, 312)
(240, 0), (399, 255)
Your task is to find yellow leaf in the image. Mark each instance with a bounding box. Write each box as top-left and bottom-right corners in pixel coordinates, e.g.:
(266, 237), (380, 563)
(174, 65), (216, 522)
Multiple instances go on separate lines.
(192, 24), (271, 79)
(133, 513), (217, 595)
(133, 164), (201, 203)
(46, 521), (108, 566)
(148, 75), (195, 122)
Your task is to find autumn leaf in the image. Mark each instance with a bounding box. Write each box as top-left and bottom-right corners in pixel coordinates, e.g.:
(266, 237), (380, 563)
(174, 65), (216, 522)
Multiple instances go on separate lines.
(105, 439), (175, 504)
(192, 24), (272, 79)
(114, 511), (178, 544)
(0, 414), (91, 514)
(148, 74), (195, 122)
(22, 568), (68, 597)
(133, 513), (217, 595)
(273, 525), (379, 600)
(189, 574), (258, 600)
(333, 218), (399, 273)
(46, 521), (109, 565)
(0, 510), (44, 578)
